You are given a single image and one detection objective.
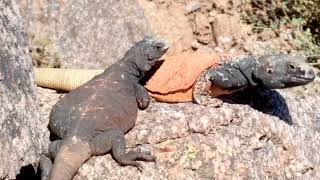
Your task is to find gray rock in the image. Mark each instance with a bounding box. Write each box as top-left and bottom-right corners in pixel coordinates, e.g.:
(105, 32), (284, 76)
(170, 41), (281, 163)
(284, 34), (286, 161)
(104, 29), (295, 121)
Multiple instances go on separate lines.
(37, 85), (320, 179)
(0, 1), (48, 179)
(17, 0), (152, 69)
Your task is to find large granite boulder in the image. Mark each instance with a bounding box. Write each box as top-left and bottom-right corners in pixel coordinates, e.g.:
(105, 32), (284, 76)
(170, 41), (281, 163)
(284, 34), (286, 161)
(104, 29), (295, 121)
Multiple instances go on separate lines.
(0, 1), (48, 179)
(36, 84), (320, 179)
(15, 0), (320, 179)
(17, 0), (152, 68)
(74, 89), (320, 179)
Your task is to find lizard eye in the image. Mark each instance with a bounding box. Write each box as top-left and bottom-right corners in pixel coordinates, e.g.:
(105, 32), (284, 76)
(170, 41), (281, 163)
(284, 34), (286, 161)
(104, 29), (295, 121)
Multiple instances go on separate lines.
(154, 43), (163, 50)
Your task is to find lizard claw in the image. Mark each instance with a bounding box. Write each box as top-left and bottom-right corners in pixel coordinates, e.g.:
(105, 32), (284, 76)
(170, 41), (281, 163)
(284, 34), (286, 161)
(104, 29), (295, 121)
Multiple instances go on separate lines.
(136, 150), (156, 161)
(127, 161), (143, 172)
(142, 154), (156, 162)
(142, 150), (151, 155)
(136, 163), (143, 172)
(206, 100), (223, 107)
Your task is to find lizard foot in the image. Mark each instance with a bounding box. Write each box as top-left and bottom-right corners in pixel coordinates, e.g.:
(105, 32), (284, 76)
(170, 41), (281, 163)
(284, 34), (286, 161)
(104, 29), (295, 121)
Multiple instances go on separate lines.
(205, 99), (223, 107)
(118, 150), (156, 171)
(195, 96), (223, 107)
(90, 129), (157, 171)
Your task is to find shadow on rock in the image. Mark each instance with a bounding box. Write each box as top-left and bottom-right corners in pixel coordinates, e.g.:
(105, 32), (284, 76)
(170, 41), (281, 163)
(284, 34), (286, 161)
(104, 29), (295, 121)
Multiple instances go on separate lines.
(220, 88), (293, 125)
(16, 164), (41, 180)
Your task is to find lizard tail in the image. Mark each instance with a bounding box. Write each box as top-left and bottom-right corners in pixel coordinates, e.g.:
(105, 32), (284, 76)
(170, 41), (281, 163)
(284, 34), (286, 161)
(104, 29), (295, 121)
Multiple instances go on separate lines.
(34, 68), (104, 91)
(49, 137), (92, 180)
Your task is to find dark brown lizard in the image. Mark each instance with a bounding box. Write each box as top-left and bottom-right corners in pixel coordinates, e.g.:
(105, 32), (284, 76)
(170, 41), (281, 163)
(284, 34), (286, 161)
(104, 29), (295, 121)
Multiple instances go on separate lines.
(39, 37), (169, 180)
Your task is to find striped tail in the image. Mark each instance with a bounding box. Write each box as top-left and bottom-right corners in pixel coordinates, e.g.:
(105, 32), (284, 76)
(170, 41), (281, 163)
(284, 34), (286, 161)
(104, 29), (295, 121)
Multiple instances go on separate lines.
(34, 68), (104, 91)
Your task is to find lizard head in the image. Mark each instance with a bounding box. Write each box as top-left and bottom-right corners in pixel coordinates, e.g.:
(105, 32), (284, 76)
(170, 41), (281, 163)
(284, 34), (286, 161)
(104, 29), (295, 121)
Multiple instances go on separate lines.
(126, 36), (169, 73)
(253, 54), (315, 89)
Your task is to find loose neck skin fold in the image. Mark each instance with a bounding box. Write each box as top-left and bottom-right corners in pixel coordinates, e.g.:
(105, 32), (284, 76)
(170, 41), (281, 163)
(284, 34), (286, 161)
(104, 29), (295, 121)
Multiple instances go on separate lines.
(237, 57), (259, 87)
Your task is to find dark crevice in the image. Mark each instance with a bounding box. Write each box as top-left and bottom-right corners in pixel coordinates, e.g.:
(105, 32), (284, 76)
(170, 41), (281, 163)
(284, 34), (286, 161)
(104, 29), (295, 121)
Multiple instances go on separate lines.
(16, 164), (41, 180)
(140, 60), (164, 85)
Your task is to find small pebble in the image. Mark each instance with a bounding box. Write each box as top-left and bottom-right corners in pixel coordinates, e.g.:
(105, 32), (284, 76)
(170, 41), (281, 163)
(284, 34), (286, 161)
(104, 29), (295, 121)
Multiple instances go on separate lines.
(184, 1), (202, 14)
(191, 41), (200, 50)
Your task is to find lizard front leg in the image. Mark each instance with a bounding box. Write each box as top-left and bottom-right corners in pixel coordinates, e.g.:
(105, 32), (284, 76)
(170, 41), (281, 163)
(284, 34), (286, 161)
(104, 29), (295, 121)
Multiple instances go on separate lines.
(134, 83), (150, 110)
(193, 58), (254, 106)
(193, 70), (223, 107)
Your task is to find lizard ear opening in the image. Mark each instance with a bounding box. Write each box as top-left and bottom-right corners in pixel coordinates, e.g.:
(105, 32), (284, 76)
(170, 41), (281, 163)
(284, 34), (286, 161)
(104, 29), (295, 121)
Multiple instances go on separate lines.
(288, 63), (296, 70)
(267, 68), (273, 74)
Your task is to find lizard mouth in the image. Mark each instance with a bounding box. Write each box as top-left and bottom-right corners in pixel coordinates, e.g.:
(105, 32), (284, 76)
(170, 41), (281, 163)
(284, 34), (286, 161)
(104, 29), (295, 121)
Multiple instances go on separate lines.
(287, 69), (315, 84)
(147, 54), (160, 65)
(147, 54), (156, 62)
(292, 71), (315, 81)
(291, 69), (315, 80)
(147, 54), (152, 61)
(285, 76), (315, 86)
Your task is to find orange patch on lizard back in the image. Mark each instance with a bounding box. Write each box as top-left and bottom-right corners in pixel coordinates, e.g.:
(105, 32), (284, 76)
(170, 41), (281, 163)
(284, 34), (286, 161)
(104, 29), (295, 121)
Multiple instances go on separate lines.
(148, 88), (193, 103)
(145, 52), (231, 102)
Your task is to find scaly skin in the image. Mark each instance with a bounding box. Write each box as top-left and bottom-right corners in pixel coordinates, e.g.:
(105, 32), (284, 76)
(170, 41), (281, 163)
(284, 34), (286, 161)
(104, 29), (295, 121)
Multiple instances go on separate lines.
(193, 54), (316, 106)
(34, 68), (104, 91)
(40, 37), (169, 180)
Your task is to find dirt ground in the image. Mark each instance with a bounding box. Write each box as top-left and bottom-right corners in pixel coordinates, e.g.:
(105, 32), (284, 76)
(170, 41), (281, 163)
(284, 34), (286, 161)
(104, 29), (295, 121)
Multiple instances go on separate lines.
(139, 0), (310, 56)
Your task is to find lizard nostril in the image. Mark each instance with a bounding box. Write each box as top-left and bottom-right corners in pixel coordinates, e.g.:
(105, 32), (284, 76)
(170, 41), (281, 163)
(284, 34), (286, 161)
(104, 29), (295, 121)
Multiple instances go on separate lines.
(308, 69), (315, 77)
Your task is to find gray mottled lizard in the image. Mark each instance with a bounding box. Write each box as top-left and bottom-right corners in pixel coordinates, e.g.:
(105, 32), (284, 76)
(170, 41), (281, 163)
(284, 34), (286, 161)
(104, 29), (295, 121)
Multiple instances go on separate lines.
(39, 36), (169, 180)
(193, 54), (316, 106)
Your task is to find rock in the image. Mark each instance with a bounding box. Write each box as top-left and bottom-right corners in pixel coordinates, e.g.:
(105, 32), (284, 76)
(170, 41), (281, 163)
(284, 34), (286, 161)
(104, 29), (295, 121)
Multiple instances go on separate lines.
(194, 13), (212, 45)
(138, 0), (194, 55)
(37, 85), (320, 179)
(211, 14), (249, 52)
(184, 1), (202, 14)
(0, 1), (48, 179)
(17, 0), (151, 69)
(211, 0), (231, 10)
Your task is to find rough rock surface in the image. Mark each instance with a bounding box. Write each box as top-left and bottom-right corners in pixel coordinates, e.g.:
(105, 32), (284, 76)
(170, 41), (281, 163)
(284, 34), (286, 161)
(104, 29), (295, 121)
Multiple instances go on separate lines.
(37, 84), (320, 179)
(211, 14), (248, 52)
(0, 1), (47, 179)
(17, 0), (319, 179)
(138, 0), (194, 55)
(17, 0), (152, 68)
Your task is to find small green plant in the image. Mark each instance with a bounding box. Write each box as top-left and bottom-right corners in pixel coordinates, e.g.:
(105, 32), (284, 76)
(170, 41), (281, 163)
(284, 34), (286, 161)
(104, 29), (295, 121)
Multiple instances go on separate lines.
(187, 145), (199, 160)
(241, 0), (319, 58)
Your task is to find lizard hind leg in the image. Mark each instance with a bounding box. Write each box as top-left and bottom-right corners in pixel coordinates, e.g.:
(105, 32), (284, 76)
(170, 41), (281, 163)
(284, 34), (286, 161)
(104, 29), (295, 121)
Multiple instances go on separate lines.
(39, 140), (62, 180)
(49, 136), (92, 180)
(39, 154), (52, 180)
(90, 129), (156, 171)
